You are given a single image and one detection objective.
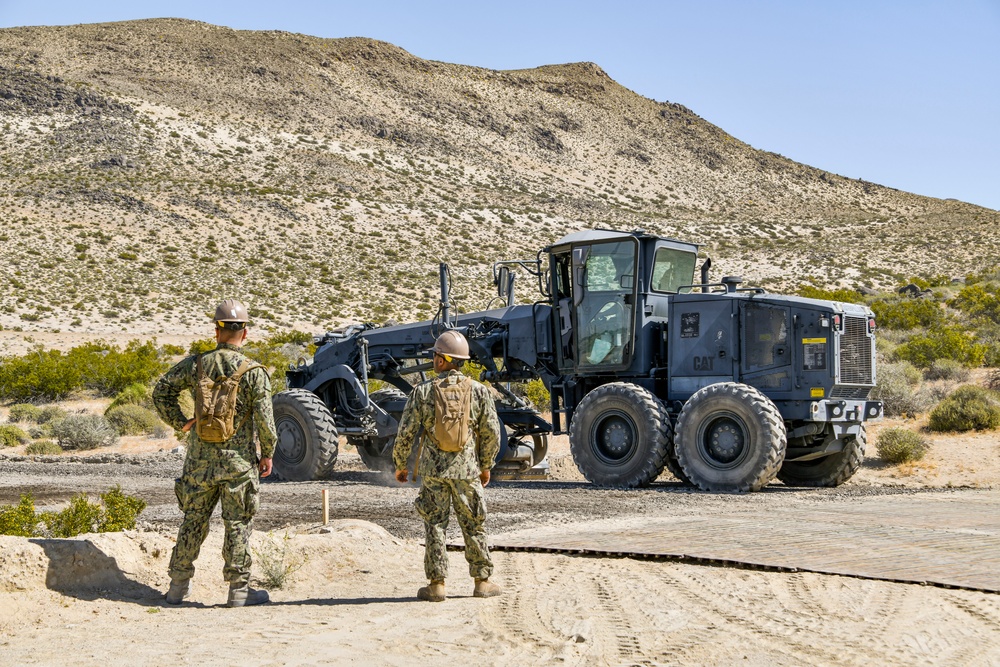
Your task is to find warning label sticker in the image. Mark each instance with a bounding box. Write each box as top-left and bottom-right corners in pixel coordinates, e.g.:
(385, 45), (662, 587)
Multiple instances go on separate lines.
(803, 341), (827, 371)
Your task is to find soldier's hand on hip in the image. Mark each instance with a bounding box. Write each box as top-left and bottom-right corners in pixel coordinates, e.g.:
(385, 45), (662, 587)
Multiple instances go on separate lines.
(395, 469), (408, 483)
(480, 470), (491, 487)
(259, 457), (272, 478)
(181, 418), (196, 433)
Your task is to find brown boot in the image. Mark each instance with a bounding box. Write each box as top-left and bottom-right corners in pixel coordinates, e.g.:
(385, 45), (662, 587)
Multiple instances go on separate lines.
(165, 578), (190, 605)
(417, 579), (445, 602)
(227, 584), (270, 608)
(473, 578), (501, 598)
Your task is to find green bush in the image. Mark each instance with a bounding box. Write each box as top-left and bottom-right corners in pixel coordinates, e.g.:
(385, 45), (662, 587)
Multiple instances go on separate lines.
(949, 284), (1000, 323)
(188, 338), (216, 355)
(0, 486), (146, 537)
(7, 403), (42, 423)
(524, 378), (551, 411)
(875, 427), (930, 464)
(37, 406), (68, 424)
(794, 285), (866, 304)
(105, 404), (162, 436)
(870, 298), (944, 330)
(0, 494), (40, 536)
(0, 341), (167, 401)
(927, 385), (1000, 432)
(923, 358), (971, 382)
(24, 439), (62, 455)
(873, 361), (929, 417)
(0, 424), (30, 447)
(97, 485), (147, 532)
(42, 494), (103, 537)
(51, 414), (119, 450)
(106, 382), (153, 412)
(894, 325), (986, 369)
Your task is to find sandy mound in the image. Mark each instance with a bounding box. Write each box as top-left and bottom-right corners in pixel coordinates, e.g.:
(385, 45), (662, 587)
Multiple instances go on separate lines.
(0, 520), (416, 601)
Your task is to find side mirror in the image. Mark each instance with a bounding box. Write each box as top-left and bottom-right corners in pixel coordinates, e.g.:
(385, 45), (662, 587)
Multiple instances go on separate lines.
(496, 266), (510, 298)
(620, 274), (634, 289)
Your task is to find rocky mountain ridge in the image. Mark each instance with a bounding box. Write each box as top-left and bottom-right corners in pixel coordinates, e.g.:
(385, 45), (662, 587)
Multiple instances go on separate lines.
(0, 18), (995, 340)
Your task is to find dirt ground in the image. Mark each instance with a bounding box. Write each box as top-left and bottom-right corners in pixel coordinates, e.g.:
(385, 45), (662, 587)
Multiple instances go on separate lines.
(1, 408), (1000, 665)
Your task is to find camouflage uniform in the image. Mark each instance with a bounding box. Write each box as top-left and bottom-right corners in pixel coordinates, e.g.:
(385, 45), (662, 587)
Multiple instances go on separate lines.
(393, 369), (501, 581)
(153, 342), (276, 587)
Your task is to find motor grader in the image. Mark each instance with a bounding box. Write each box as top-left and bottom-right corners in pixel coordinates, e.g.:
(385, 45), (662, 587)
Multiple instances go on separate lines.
(271, 228), (881, 491)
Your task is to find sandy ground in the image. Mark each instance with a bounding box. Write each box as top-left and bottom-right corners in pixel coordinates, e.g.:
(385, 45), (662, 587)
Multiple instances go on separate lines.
(1, 403), (1000, 665)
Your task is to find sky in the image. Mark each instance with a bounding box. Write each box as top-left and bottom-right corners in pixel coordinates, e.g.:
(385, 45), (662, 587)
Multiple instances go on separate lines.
(1, 1), (998, 211)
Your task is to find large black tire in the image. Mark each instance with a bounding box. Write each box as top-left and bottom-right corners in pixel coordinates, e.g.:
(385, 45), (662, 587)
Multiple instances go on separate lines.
(271, 389), (339, 481)
(568, 382), (672, 488)
(348, 387), (407, 473)
(777, 425), (866, 487)
(674, 382), (786, 492)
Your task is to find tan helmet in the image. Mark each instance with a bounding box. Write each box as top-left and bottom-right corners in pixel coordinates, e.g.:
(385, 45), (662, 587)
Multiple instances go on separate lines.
(432, 330), (470, 360)
(212, 299), (250, 330)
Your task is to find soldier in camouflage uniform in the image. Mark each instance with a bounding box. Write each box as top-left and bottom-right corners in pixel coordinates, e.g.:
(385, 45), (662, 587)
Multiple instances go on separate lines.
(393, 330), (503, 602)
(153, 299), (277, 608)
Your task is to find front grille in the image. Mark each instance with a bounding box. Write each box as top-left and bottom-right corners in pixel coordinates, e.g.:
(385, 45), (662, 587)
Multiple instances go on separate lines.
(838, 316), (874, 384)
(830, 385), (872, 399)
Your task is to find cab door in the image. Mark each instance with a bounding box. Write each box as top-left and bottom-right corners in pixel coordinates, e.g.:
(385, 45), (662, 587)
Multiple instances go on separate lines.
(572, 240), (637, 373)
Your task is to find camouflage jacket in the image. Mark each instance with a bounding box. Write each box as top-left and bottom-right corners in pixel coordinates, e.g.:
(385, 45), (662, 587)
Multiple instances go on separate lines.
(153, 342), (277, 468)
(393, 369), (501, 480)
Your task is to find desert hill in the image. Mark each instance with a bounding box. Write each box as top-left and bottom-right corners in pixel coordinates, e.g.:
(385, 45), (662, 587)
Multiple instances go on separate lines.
(0, 18), (996, 340)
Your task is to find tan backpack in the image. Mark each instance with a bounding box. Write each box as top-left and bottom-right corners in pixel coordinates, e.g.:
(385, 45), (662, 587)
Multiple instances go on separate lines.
(194, 355), (265, 443)
(431, 375), (474, 452)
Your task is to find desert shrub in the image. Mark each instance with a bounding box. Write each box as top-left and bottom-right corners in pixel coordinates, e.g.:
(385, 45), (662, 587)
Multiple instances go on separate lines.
(252, 531), (306, 590)
(41, 494), (104, 537)
(875, 427), (930, 464)
(97, 485), (147, 532)
(927, 385), (1000, 432)
(106, 382), (153, 412)
(524, 379), (551, 411)
(73, 340), (167, 396)
(949, 283), (1000, 323)
(51, 414), (119, 450)
(870, 298), (944, 330)
(923, 359), (971, 382)
(1, 486), (145, 537)
(0, 348), (80, 401)
(188, 338), (216, 355)
(24, 439), (62, 455)
(7, 403), (42, 423)
(37, 406), (68, 424)
(794, 285), (866, 304)
(151, 422), (173, 439)
(0, 424), (30, 447)
(0, 341), (167, 401)
(105, 405), (161, 436)
(0, 494), (40, 536)
(160, 343), (186, 356)
(873, 361), (930, 417)
(893, 325), (986, 369)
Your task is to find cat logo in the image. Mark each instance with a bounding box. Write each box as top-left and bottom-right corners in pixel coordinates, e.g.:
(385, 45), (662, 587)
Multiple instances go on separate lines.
(693, 355), (714, 371)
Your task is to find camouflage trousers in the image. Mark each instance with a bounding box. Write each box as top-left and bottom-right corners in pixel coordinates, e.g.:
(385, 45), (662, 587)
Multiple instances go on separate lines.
(168, 458), (260, 587)
(414, 476), (493, 581)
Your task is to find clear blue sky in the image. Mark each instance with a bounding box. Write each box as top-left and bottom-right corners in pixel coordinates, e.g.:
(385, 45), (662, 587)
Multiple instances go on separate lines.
(2, 1), (998, 211)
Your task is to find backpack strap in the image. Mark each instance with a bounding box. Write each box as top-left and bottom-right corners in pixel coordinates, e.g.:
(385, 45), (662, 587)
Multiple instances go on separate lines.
(230, 360), (267, 436)
(230, 359), (267, 383)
